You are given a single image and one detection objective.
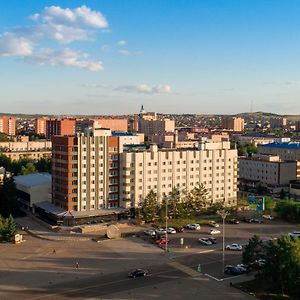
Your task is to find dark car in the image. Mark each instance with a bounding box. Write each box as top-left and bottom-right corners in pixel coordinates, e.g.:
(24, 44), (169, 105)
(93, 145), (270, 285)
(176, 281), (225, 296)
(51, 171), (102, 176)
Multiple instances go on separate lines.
(128, 269), (149, 278)
(224, 265), (243, 275)
(227, 219), (239, 224)
(243, 218), (252, 223)
(208, 237), (217, 244)
(173, 226), (184, 233)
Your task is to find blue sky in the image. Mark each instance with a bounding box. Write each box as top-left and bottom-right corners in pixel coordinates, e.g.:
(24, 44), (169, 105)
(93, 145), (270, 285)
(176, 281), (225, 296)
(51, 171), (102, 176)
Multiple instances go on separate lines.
(0, 0), (300, 115)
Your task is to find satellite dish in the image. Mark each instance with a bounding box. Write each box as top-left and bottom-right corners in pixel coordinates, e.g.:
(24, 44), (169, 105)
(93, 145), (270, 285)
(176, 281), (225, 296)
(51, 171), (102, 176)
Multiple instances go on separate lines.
(106, 224), (120, 239)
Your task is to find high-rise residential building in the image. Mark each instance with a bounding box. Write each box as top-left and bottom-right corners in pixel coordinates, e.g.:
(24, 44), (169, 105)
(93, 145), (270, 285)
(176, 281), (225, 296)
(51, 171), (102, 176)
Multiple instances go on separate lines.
(138, 117), (175, 136)
(0, 116), (16, 136)
(35, 117), (48, 135)
(76, 118), (128, 133)
(222, 117), (244, 132)
(269, 117), (287, 129)
(51, 127), (142, 212)
(120, 141), (238, 208)
(46, 118), (76, 139)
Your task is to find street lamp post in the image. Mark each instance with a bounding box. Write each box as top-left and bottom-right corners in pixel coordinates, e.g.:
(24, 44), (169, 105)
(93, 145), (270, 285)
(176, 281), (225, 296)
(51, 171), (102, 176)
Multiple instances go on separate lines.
(217, 210), (229, 276)
(165, 197), (168, 253)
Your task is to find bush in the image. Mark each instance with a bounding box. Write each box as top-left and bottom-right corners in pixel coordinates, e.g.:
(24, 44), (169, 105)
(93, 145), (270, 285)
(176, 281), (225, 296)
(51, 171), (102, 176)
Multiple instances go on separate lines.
(275, 201), (300, 222)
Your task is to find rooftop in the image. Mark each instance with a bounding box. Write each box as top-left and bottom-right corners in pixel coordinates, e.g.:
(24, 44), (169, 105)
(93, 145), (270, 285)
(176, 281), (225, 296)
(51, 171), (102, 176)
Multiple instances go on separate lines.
(14, 173), (51, 188)
(259, 142), (300, 150)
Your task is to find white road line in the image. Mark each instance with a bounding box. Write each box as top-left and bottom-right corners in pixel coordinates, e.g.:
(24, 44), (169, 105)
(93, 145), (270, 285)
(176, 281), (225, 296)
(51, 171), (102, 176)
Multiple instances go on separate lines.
(204, 273), (223, 281)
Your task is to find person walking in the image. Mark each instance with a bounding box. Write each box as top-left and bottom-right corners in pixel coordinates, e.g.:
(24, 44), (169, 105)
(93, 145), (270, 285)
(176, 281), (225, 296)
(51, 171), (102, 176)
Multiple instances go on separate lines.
(76, 262), (79, 269)
(52, 249), (56, 254)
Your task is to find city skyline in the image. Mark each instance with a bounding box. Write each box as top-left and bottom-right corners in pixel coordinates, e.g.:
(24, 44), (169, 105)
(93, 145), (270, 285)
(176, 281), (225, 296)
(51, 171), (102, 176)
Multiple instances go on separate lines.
(1, 0), (300, 115)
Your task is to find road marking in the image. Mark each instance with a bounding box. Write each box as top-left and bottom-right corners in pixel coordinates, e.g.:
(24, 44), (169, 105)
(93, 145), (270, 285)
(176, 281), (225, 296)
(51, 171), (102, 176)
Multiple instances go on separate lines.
(204, 273), (223, 281)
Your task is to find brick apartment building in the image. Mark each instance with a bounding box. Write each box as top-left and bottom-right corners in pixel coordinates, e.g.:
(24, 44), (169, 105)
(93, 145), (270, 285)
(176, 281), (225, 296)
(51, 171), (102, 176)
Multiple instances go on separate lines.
(0, 116), (16, 135)
(46, 118), (76, 139)
(35, 117), (48, 135)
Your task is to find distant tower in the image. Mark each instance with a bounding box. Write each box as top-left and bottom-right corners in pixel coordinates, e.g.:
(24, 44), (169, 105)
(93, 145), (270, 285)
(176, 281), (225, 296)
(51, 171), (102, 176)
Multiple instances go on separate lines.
(140, 105), (146, 114)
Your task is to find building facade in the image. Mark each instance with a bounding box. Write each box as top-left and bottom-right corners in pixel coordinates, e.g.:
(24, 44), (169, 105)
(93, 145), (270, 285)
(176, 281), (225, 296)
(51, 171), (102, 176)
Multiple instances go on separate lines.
(46, 118), (76, 139)
(35, 117), (48, 135)
(239, 154), (297, 187)
(258, 142), (300, 179)
(76, 118), (128, 133)
(0, 116), (16, 136)
(222, 117), (244, 132)
(120, 141), (238, 208)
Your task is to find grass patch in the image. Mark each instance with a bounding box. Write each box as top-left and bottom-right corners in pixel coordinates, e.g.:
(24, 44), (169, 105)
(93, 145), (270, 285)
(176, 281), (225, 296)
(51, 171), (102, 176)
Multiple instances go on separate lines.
(234, 279), (291, 300)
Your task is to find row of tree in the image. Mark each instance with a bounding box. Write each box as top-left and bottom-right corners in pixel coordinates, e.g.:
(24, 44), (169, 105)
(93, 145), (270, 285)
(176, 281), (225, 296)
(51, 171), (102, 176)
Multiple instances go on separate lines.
(275, 200), (300, 222)
(139, 184), (220, 222)
(0, 154), (51, 175)
(0, 215), (17, 242)
(243, 235), (300, 298)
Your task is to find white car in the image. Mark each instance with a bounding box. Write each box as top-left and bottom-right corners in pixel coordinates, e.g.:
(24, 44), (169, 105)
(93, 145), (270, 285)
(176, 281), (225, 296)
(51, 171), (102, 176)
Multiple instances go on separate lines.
(166, 227), (177, 234)
(186, 223), (201, 230)
(209, 229), (221, 235)
(262, 214), (273, 220)
(288, 231), (300, 238)
(226, 243), (243, 251)
(208, 221), (220, 228)
(198, 238), (212, 245)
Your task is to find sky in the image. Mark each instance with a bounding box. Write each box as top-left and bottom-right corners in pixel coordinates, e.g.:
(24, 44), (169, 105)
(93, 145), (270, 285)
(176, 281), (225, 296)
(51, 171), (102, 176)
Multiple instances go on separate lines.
(0, 0), (300, 115)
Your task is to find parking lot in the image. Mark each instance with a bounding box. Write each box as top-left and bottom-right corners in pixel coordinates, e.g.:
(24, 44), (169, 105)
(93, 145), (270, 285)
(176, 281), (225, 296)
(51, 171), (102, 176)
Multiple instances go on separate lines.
(141, 218), (300, 279)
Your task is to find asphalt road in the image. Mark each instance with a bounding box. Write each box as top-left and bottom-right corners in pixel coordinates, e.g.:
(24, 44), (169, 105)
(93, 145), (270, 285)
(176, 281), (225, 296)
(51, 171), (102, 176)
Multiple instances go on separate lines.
(1, 219), (298, 300)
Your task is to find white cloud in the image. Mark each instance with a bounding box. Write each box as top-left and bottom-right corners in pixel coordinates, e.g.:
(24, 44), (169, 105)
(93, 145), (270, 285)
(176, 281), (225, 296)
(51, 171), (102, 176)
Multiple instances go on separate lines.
(117, 40), (127, 46)
(24, 48), (103, 71)
(32, 5), (108, 29)
(119, 49), (130, 56)
(113, 84), (172, 95)
(0, 33), (33, 56)
(88, 83), (172, 95)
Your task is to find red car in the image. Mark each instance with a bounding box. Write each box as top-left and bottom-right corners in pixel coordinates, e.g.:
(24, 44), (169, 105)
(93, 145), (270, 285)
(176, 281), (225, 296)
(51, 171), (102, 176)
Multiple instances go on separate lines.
(156, 238), (170, 245)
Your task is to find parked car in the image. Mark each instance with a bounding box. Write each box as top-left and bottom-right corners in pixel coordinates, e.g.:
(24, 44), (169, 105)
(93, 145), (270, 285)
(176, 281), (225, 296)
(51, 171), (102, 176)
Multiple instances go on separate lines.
(236, 264), (249, 273)
(226, 243), (243, 251)
(209, 229), (221, 235)
(166, 227), (177, 234)
(262, 214), (274, 220)
(198, 238), (213, 245)
(250, 218), (263, 223)
(243, 218), (252, 223)
(144, 229), (156, 237)
(155, 228), (167, 235)
(208, 237), (217, 244)
(208, 221), (220, 228)
(128, 269), (149, 278)
(227, 219), (239, 224)
(186, 223), (201, 230)
(173, 226), (185, 233)
(250, 259), (266, 270)
(288, 231), (300, 238)
(156, 238), (170, 245)
(224, 265), (243, 275)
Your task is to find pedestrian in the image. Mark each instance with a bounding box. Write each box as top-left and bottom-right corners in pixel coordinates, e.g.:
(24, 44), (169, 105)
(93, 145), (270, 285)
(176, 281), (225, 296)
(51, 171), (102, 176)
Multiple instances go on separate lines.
(76, 262), (79, 269)
(52, 249), (56, 254)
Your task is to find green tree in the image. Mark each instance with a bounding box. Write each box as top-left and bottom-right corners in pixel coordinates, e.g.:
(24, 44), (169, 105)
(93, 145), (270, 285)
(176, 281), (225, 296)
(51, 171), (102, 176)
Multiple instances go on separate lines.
(259, 236), (300, 298)
(0, 176), (19, 217)
(139, 190), (159, 222)
(20, 162), (36, 175)
(242, 235), (264, 267)
(35, 157), (51, 173)
(0, 214), (17, 241)
(167, 187), (181, 219)
(185, 183), (209, 213)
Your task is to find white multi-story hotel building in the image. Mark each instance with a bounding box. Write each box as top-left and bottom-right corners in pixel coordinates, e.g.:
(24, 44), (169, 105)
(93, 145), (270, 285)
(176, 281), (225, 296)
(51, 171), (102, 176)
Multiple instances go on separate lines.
(120, 141), (238, 208)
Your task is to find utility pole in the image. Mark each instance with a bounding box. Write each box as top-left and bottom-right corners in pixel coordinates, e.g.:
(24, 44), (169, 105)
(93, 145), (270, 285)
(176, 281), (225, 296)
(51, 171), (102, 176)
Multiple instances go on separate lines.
(217, 210), (229, 276)
(165, 197), (168, 253)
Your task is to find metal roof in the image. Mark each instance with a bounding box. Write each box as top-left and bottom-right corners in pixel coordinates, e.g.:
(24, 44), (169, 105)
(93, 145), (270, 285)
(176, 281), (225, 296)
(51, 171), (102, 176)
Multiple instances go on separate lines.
(259, 142), (300, 150)
(14, 173), (51, 188)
